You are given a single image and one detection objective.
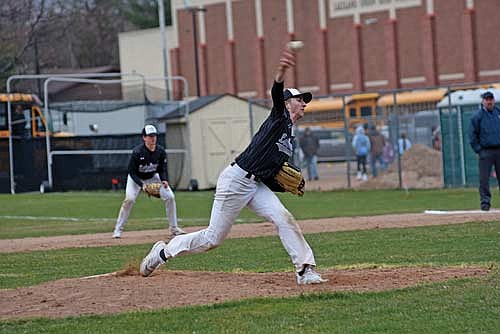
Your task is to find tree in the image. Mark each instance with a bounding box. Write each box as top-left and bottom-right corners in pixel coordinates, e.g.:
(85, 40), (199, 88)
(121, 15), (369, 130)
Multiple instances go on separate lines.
(0, 0), (48, 89)
(121, 0), (171, 29)
(0, 0), (172, 91)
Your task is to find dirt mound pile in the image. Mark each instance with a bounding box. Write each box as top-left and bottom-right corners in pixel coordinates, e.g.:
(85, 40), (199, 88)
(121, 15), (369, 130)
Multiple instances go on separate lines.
(387, 144), (442, 178)
(361, 144), (443, 189)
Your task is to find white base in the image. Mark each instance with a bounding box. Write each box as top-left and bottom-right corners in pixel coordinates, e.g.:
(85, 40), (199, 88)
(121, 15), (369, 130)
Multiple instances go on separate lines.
(80, 272), (117, 279)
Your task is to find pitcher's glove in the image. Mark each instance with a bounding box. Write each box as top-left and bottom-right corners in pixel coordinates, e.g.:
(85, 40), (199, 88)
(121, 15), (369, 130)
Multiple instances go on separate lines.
(143, 183), (162, 198)
(275, 162), (305, 196)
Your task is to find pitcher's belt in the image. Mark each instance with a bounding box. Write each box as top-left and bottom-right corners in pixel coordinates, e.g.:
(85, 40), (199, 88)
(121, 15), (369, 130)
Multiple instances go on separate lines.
(230, 162), (262, 182)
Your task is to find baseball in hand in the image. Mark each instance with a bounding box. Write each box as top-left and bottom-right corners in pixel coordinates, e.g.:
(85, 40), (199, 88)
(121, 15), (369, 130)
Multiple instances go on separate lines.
(287, 40), (304, 50)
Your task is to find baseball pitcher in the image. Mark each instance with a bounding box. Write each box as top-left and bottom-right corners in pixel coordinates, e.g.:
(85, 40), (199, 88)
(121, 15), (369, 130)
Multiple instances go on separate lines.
(140, 46), (327, 285)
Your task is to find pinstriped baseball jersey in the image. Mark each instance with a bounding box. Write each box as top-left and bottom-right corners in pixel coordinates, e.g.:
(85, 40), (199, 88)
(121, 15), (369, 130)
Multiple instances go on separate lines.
(235, 81), (292, 180)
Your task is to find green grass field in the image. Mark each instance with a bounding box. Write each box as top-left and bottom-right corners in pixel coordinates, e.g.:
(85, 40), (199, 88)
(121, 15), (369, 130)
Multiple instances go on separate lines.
(0, 188), (483, 238)
(0, 189), (499, 333)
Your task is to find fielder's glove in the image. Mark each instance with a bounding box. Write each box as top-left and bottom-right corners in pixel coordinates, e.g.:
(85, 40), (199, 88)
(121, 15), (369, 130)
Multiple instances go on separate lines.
(143, 183), (162, 198)
(275, 162), (305, 196)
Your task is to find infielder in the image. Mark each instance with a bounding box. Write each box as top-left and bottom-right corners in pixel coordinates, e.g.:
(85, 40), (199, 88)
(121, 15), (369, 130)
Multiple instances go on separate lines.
(112, 125), (186, 238)
(140, 48), (327, 285)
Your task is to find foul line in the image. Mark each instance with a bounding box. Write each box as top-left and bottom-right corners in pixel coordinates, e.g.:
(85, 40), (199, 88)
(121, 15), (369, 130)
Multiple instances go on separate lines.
(0, 215), (261, 223)
(424, 209), (500, 215)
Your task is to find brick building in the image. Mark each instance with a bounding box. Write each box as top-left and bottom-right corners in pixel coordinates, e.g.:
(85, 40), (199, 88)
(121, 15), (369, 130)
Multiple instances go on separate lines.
(119, 0), (500, 99)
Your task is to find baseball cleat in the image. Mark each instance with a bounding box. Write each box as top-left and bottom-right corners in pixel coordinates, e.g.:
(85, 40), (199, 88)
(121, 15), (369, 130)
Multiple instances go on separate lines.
(112, 231), (122, 239)
(296, 266), (328, 285)
(140, 241), (167, 277)
(169, 226), (187, 236)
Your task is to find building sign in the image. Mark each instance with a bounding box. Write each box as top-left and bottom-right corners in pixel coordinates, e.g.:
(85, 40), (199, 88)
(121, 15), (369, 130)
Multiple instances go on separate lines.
(329, 0), (422, 18)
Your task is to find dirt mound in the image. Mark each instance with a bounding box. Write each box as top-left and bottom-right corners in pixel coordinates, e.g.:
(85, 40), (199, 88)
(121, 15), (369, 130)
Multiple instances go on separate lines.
(0, 267), (488, 320)
(361, 144), (443, 189)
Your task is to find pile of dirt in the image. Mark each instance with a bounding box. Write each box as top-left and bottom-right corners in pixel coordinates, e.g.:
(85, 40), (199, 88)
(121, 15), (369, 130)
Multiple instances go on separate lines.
(361, 144), (443, 189)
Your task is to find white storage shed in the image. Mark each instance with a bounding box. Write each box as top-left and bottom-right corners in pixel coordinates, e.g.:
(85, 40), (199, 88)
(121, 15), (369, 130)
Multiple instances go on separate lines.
(160, 94), (269, 190)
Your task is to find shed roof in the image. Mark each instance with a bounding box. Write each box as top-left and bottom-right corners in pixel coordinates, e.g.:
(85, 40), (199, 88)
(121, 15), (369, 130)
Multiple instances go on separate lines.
(158, 94), (263, 120)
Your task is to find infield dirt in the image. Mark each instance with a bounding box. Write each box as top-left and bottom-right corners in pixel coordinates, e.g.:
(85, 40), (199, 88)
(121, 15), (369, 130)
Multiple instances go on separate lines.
(0, 211), (497, 319)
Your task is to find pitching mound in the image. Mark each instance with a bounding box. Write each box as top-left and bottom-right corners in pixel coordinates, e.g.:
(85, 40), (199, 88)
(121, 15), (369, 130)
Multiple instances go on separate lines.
(0, 266), (488, 320)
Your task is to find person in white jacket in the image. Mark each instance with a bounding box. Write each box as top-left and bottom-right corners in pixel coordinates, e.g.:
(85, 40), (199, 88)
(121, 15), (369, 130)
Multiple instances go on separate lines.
(397, 133), (412, 155)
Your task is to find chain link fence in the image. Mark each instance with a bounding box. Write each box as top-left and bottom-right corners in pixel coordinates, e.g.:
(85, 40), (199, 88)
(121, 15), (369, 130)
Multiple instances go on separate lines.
(249, 82), (500, 190)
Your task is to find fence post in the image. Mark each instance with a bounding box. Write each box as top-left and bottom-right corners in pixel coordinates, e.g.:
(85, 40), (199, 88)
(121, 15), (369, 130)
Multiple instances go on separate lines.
(342, 96), (351, 188)
(393, 91), (403, 189)
(446, 86), (458, 186)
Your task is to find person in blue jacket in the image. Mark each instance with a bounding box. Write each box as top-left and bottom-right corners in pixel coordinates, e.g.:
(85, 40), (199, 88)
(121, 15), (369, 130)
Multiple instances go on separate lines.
(469, 91), (500, 211)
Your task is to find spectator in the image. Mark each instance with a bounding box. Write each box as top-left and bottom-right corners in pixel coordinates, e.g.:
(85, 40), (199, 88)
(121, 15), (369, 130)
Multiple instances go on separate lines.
(398, 133), (412, 155)
(382, 136), (395, 165)
(432, 126), (441, 151)
(299, 127), (319, 181)
(468, 91), (500, 211)
(352, 125), (370, 181)
(367, 124), (386, 177)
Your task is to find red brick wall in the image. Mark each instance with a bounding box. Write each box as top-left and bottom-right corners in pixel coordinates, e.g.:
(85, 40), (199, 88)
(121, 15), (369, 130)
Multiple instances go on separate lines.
(204, 3), (228, 94)
(232, 0), (258, 95)
(177, 9), (197, 96)
(328, 16), (355, 92)
(361, 11), (389, 89)
(421, 14), (438, 86)
(475, 0), (500, 82)
(173, 0), (500, 97)
(293, 0), (321, 93)
(435, 0), (466, 84)
(360, 11), (389, 86)
(397, 6), (425, 85)
(261, 0), (289, 94)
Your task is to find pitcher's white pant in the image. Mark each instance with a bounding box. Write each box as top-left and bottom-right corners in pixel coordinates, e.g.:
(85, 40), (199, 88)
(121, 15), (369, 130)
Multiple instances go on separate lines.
(164, 163), (316, 272)
(114, 174), (178, 233)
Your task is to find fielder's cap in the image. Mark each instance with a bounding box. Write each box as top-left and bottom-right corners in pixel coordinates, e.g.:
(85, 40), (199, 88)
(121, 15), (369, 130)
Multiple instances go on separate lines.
(142, 124), (158, 136)
(283, 88), (312, 103)
(481, 91), (495, 99)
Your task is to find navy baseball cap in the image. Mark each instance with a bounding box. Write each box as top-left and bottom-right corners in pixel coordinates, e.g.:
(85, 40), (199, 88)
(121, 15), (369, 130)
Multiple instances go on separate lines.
(481, 91), (495, 99)
(283, 88), (312, 103)
(142, 124), (158, 136)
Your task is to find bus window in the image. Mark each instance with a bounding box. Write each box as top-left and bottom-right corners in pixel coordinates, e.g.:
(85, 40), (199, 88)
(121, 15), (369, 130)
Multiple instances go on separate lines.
(349, 108), (356, 117)
(0, 103), (6, 129)
(360, 106), (372, 117)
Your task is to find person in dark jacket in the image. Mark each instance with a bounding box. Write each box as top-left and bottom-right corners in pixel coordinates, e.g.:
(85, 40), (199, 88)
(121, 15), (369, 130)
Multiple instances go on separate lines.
(299, 127), (319, 180)
(469, 91), (500, 211)
(367, 124), (386, 177)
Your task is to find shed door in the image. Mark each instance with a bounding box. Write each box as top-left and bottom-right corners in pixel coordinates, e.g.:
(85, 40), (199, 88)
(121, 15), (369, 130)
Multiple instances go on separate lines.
(202, 118), (249, 186)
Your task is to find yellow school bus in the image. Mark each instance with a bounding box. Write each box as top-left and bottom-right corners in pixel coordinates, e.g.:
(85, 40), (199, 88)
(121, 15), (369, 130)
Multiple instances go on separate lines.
(0, 93), (71, 138)
(302, 93), (379, 129)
